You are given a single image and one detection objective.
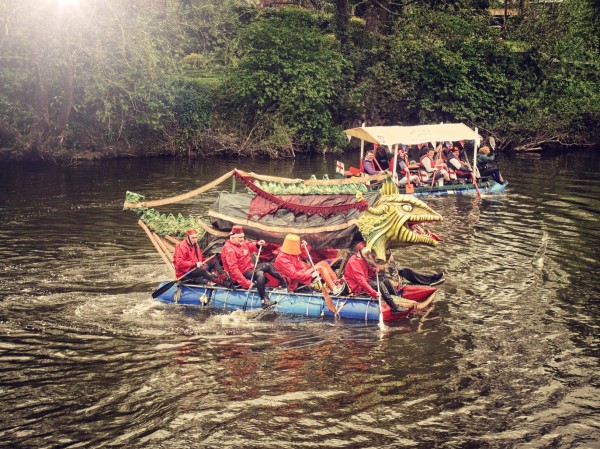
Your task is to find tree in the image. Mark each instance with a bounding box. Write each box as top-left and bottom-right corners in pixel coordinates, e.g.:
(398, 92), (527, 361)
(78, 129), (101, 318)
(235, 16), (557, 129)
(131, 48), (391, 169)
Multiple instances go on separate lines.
(0, 0), (189, 157)
(220, 8), (348, 154)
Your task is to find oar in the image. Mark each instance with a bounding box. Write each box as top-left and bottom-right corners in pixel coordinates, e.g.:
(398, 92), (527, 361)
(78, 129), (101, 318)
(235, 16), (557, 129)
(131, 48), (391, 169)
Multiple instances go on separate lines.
(429, 169), (438, 192)
(151, 254), (216, 299)
(303, 242), (338, 314)
(489, 136), (503, 174)
(461, 149), (481, 197)
(376, 270), (385, 330)
(403, 153), (414, 194)
(243, 244), (262, 311)
(373, 155), (385, 172)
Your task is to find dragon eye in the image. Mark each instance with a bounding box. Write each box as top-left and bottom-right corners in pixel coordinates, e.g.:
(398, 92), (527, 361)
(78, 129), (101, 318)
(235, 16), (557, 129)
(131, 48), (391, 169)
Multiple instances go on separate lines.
(401, 203), (413, 212)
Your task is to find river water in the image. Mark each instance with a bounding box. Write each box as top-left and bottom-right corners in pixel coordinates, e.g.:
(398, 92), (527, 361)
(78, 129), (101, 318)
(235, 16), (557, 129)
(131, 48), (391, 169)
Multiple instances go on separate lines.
(0, 150), (598, 448)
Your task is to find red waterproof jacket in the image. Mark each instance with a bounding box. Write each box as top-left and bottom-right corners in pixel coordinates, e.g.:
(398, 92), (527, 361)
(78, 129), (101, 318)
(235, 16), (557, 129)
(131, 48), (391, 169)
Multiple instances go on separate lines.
(343, 254), (378, 298)
(273, 246), (312, 291)
(221, 239), (259, 289)
(173, 238), (205, 277)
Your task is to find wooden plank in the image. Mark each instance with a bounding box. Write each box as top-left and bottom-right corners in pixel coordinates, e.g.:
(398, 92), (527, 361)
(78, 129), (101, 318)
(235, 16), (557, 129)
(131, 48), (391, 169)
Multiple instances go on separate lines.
(138, 220), (176, 277)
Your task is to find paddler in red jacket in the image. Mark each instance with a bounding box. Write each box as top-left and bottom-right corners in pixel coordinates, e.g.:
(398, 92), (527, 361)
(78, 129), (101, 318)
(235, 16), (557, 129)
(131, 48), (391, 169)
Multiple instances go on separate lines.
(221, 225), (286, 308)
(173, 229), (225, 283)
(343, 242), (404, 313)
(273, 234), (344, 295)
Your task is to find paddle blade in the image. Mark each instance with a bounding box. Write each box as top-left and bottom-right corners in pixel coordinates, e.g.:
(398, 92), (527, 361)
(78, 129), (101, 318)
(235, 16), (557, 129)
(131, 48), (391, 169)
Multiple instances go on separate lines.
(405, 183), (415, 194)
(151, 281), (176, 299)
(321, 286), (338, 313)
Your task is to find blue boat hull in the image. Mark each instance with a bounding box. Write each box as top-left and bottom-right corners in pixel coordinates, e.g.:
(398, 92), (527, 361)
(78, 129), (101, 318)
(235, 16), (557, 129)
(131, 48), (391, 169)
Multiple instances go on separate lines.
(153, 283), (414, 322)
(410, 180), (507, 196)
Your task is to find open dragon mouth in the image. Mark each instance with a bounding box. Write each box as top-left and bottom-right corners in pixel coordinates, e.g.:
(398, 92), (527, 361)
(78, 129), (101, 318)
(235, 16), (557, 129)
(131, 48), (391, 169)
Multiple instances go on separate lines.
(407, 221), (444, 243)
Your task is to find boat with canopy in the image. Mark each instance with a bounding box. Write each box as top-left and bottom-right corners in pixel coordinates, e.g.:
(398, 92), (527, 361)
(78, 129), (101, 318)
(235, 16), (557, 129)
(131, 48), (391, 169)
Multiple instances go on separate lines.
(340, 123), (507, 196)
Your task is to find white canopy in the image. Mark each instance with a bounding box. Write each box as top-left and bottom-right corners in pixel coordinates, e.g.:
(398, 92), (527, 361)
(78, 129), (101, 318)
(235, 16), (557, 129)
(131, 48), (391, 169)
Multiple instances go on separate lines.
(344, 123), (480, 146)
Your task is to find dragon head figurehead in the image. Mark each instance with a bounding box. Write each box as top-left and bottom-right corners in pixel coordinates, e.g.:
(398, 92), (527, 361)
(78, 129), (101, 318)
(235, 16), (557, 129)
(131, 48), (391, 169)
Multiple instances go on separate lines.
(358, 180), (443, 261)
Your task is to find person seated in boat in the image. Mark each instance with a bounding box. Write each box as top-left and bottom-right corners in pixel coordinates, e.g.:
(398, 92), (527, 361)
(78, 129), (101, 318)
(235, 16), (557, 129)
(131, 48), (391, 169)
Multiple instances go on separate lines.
(420, 148), (450, 184)
(374, 144), (391, 171)
(343, 243), (404, 314)
(273, 234), (344, 295)
(437, 144), (459, 182)
(384, 250), (445, 288)
(173, 229), (226, 284)
(363, 150), (385, 175)
(221, 225), (287, 308)
(445, 146), (472, 180)
(477, 146), (505, 184)
(395, 147), (422, 187)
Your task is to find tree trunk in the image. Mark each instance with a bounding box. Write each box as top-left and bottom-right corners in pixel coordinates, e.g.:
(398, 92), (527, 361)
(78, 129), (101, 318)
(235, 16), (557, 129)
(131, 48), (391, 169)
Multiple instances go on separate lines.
(364, 0), (390, 34)
(31, 63), (51, 145)
(335, 0), (350, 45)
(55, 65), (74, 135)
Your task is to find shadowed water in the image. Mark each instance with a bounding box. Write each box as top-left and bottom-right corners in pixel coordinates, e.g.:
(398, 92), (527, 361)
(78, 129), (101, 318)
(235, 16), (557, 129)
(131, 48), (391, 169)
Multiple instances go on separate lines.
(0, 151), (598, 448)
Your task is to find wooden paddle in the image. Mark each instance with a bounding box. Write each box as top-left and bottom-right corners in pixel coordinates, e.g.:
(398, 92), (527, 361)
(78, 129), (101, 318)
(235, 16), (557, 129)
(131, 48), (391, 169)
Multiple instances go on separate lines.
(151, 254), (216, 299)
(376, 270), (385, 330)
(429, 169), (438, 193)
(489, 136), (503, 173)
(373, 154), (385, 172)
(303, 242), (338, 314)
(461, 148), (481, 197)
(243, 244), (262, 311)
(403, 153), (415, 194)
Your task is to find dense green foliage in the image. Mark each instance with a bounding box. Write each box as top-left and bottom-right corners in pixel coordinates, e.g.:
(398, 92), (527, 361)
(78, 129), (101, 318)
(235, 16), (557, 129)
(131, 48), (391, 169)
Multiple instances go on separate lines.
(220, 9), (348, 154)
(0, 0), (597, 160)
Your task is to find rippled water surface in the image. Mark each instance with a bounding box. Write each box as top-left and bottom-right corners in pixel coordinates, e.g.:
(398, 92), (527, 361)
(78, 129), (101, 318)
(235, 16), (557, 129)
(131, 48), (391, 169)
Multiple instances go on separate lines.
(1, 151), (598, 448)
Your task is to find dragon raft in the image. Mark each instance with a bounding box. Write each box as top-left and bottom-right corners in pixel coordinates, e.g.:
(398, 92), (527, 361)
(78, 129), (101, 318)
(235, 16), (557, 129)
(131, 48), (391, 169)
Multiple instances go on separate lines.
(124, 169), (444, 322)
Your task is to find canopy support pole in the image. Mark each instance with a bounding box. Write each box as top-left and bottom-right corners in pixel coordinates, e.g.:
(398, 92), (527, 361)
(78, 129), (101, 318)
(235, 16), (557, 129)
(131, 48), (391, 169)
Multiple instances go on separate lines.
(392, 144), (398, 183)
(359, 122), (366, 172)
(474, 127), (480, 177)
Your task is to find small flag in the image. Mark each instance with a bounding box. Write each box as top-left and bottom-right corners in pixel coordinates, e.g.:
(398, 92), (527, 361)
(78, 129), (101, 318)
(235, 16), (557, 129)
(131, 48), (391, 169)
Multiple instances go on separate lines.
(335, 161), (345, 175)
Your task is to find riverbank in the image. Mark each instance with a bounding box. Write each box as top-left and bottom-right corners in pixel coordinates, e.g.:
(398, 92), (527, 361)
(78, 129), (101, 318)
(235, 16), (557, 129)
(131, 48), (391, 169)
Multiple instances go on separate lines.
(1, 134), (597, 163)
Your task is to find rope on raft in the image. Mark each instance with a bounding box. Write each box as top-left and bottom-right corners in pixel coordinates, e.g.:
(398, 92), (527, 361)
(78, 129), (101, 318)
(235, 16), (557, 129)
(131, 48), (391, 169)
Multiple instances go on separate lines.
(233, 170), (369, 216)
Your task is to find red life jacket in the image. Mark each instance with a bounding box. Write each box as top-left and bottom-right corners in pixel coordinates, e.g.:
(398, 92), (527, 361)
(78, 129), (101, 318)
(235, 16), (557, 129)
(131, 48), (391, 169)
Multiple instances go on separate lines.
(273, 252), (312, 291)
(221, 239), (259, 289)
(173, 238), (205, 278)
(343, 254), (378, 299)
